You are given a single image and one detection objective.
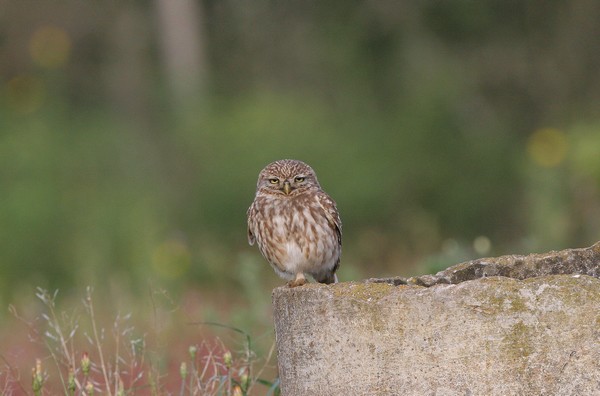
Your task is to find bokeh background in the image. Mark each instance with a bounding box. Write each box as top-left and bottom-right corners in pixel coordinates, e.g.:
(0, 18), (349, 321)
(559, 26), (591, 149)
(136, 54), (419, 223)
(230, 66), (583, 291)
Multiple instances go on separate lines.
(2, 0), (600, 393)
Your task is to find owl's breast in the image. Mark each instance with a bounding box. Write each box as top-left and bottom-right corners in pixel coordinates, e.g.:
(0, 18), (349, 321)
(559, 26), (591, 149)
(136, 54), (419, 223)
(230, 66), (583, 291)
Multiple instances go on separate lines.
(251, 194), (339, 275)
(268, 199), (324, 240)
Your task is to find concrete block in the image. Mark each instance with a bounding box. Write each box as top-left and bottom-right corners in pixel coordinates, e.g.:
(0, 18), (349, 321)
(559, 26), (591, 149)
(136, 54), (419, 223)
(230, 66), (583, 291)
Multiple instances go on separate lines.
(272, 243), (600, 395)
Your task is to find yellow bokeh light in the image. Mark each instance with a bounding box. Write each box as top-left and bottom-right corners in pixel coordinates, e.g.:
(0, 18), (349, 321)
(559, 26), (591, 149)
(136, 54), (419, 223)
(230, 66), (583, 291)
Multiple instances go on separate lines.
(6, 74), (46, 114)
(152, 239), (191, 280)
(526, 128), (569, 168)
(473, 235), (492, 255)
(29, 26), (71, 69)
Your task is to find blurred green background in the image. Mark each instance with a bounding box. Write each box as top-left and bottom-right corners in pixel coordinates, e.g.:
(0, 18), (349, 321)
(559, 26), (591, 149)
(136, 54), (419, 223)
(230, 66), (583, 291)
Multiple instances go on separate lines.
(1, 1), (600, 310)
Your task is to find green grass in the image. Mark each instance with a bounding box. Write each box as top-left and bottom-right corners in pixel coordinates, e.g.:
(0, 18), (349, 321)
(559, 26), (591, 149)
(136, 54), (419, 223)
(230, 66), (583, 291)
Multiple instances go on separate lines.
(1, 287), (279, 396)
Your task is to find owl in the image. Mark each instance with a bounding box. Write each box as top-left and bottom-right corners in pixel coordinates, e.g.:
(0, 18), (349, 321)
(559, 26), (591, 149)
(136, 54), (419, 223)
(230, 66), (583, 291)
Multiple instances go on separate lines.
(247, 159), (342, 287)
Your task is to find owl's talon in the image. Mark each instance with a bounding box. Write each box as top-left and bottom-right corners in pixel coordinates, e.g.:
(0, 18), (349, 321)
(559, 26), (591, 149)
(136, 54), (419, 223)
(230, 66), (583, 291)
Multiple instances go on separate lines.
(287, 274), (307, 287)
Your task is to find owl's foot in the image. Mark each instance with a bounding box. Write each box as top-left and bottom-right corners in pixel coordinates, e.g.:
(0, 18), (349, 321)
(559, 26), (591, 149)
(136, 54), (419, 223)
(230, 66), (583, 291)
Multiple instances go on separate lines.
(287, 273), (307, 288)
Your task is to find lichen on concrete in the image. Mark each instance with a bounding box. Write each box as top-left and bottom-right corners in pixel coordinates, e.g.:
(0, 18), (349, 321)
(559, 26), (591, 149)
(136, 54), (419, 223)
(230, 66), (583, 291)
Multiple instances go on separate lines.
(331, 281), (396, 301)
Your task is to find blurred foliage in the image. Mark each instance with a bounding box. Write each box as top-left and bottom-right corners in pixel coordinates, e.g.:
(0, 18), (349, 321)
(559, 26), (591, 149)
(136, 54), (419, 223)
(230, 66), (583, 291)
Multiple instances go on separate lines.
(1, 0), (600, 309)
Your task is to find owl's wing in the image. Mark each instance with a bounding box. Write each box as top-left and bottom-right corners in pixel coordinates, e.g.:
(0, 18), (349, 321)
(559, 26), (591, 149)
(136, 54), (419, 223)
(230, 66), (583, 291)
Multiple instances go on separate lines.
(247, 205), (256, 246)
(317, 191), (342, 246)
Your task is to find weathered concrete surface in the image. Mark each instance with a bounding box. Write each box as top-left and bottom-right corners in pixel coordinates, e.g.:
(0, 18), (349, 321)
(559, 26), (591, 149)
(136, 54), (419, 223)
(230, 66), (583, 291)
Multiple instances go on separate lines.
(368, 241), (600, 287)
(273, 243), (600, 395)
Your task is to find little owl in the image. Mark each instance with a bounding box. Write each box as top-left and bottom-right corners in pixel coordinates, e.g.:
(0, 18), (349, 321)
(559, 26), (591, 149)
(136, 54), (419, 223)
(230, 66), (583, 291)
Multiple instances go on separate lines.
(247, 159), (342, 287)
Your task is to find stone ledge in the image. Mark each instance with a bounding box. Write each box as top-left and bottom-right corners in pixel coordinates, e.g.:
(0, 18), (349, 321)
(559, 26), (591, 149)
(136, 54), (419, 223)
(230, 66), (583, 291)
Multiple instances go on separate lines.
(367, 241), (600, 287)
(272, 243), (600, 395)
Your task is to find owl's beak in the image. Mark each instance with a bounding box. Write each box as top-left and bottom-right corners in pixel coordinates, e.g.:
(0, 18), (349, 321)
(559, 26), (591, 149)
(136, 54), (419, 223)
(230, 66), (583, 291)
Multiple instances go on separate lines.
(283, 181), (292, 195)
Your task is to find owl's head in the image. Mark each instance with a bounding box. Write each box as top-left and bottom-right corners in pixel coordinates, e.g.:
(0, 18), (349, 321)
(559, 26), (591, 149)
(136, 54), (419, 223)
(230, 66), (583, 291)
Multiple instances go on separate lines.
(256, 159), (321, 196)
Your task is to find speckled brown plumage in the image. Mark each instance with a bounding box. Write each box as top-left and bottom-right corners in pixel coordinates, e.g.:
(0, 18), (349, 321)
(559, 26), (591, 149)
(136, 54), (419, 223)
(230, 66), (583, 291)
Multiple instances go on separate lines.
(247, 159), (342, 287)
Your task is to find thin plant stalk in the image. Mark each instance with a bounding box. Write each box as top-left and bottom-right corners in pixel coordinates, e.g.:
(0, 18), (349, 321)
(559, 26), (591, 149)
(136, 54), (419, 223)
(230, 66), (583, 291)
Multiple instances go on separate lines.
(84, 287), (113, 396)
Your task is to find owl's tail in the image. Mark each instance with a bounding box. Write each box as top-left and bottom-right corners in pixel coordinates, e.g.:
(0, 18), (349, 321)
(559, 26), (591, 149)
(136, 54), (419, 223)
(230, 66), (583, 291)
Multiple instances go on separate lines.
(314, 271), (338, 284)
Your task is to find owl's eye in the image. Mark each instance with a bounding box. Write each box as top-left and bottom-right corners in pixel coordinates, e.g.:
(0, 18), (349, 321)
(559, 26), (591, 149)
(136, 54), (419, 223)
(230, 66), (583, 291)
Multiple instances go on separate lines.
(294, 176), (305, 183)
(268, 178), (279, 184)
